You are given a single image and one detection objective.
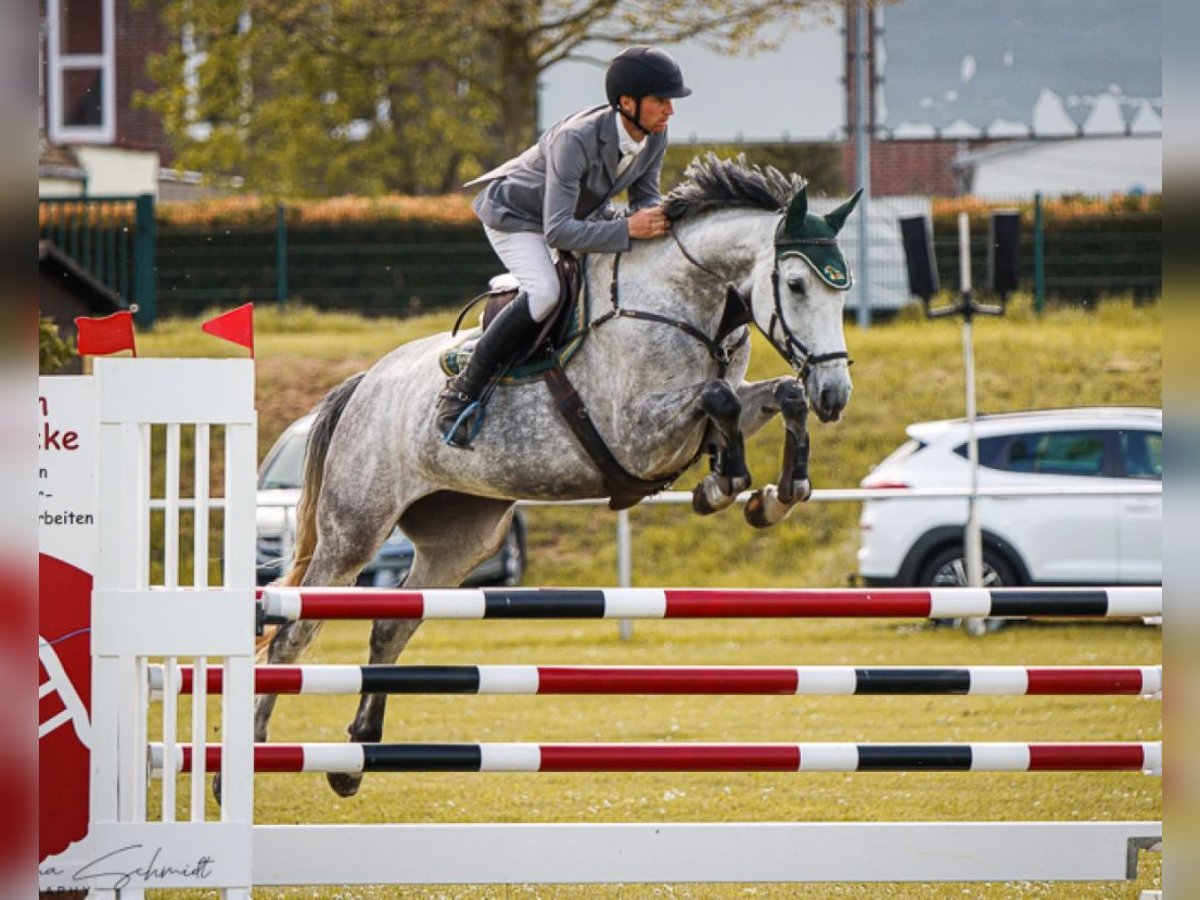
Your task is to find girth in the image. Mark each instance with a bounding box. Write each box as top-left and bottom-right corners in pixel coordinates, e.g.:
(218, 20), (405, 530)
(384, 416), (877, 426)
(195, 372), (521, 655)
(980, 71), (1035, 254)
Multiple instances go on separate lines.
(540, 248), (752, 510)
(543, 364), (677, 511)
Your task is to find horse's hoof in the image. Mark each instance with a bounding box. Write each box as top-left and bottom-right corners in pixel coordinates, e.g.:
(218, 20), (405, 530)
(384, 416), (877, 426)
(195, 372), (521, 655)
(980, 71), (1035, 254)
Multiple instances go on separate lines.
(211, 772), (223, 805)
(692, 478), (736, 515)
(744, 490), (772, 529)
(790, 479), (812, 503)
(744, 486), (794, 529)
(327, 771), (363, 797)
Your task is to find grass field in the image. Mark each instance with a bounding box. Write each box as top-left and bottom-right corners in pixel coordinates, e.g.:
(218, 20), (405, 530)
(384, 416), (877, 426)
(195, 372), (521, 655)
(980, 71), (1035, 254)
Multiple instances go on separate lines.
(142, 297), (1161, 898)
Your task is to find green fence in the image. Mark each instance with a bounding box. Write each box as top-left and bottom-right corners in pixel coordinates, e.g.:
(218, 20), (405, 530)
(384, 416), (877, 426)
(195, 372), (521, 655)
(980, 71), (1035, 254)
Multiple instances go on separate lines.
(148, 197), (1160, 321)
(933, 211), (1160, 305)
(39, 195), (158, 326)
(157, 221), (499, 318)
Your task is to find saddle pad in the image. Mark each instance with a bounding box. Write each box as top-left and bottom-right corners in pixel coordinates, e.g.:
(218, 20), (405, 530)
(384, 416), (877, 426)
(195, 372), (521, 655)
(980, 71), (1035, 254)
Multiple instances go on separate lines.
(438, 274), (591, 385)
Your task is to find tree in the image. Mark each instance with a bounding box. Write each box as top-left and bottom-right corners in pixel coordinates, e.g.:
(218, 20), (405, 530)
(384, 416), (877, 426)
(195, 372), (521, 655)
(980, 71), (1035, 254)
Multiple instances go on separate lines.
(471, 0), (840, 160)
(140, 0), (837, 195)
(142, 0), (498, 196)
(40, 317), (74, 375)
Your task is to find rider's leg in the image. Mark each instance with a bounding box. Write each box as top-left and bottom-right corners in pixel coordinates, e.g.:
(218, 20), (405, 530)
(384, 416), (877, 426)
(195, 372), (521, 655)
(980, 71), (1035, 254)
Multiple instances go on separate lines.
(437, 228), (557, 447)
(482, 226), (560, 322)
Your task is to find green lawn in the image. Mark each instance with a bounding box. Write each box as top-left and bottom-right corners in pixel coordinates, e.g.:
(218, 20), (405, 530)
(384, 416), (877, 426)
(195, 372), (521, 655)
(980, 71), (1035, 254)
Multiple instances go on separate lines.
(142, 297), (1161, 898)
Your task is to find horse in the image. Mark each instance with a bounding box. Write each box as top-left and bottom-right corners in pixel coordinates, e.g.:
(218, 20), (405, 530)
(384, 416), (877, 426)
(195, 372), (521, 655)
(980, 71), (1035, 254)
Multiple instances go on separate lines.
(258, 155), (862, 798)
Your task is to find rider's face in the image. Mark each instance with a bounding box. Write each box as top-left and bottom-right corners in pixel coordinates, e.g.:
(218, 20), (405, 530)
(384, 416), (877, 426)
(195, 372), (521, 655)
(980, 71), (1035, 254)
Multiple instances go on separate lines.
(621, 95), (675, 134)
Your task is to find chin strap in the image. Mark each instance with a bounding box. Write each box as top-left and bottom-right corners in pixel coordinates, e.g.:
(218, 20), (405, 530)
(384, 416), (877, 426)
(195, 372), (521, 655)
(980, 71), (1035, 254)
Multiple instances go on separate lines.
(617, 98), (649, 138)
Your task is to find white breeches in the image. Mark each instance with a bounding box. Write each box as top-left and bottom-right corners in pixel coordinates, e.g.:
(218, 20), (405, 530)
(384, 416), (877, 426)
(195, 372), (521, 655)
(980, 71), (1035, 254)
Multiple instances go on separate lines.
(483, 225), (560, 322)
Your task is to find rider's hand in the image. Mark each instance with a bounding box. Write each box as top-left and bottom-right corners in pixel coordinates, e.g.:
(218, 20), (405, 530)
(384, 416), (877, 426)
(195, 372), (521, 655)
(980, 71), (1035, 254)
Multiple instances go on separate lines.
(627, 206), (670, 240)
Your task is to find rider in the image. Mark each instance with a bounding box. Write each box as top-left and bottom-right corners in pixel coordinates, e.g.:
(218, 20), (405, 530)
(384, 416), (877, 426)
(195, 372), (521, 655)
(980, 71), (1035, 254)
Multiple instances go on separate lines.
(437, 45), (691, 447)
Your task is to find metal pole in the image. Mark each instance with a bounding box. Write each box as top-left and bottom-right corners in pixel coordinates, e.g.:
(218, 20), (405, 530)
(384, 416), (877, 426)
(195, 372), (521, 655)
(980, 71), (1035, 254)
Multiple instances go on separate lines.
(616, 509), (633, 641)
(958, 212), (983, 589)
(853, 0), (873, 328)
(276, 203), (288, 308)
(1033, 192), (1045, 315)
(132, 194), (157, 328)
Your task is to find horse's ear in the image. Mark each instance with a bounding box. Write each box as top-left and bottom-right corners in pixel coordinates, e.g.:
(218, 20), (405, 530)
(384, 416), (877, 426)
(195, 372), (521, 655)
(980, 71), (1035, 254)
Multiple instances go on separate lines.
(783, 184), (809, 235)
(824, 188), (864, 234)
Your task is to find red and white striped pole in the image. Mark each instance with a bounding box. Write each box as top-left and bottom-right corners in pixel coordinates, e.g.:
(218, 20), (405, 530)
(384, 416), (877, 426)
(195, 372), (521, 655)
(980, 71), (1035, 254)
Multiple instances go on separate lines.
(150, 664), (1163, 698)
(151, 741), (1162, 776)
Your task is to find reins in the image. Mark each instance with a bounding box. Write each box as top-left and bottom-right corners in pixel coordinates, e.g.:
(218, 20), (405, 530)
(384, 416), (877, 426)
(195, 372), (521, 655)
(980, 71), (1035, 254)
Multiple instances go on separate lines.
(590, 248), (750, 379)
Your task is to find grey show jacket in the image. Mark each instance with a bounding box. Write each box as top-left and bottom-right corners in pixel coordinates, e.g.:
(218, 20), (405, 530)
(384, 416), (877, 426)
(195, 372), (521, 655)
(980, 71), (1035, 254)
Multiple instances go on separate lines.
(466, 105), (667, 255)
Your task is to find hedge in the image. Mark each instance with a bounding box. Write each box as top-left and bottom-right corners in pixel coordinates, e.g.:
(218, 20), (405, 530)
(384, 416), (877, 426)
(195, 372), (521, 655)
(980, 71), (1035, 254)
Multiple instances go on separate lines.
(154, 189), (1159, 319)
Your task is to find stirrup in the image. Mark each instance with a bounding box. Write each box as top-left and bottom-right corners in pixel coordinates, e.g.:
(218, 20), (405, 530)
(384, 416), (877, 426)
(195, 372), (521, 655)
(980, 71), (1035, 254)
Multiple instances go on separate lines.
(441, 399), (486, 448)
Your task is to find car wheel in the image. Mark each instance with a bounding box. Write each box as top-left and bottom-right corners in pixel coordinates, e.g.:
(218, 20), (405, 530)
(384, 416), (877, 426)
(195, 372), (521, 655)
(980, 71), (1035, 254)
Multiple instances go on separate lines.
(499, 522), (526, 587)
(919, 545), (1017, 633)
(919, 545), (1017, 588)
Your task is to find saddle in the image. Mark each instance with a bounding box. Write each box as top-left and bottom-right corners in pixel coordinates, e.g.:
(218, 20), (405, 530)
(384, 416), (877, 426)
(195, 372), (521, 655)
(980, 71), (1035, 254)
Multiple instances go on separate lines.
(440, 254), (586, 383)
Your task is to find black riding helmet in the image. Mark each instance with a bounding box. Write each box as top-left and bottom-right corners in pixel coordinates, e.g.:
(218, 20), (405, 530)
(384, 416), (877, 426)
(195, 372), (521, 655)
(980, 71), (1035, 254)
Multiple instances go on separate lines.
(605, 46), (691, 134)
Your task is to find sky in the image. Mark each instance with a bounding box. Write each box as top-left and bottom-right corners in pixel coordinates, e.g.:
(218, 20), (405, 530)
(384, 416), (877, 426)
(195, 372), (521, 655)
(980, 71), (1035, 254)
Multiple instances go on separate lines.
(538, 17), (846, 143)
(537, 0), (1162, 143)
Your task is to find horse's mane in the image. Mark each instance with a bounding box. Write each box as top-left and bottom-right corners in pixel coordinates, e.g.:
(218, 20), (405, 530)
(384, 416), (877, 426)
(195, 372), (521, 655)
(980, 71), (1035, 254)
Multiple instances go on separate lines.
(662, 153), (805, 221)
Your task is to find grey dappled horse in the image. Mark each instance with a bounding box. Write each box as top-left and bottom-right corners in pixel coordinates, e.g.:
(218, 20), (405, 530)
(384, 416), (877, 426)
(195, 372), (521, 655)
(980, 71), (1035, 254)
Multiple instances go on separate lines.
(260, 156), (861, 798)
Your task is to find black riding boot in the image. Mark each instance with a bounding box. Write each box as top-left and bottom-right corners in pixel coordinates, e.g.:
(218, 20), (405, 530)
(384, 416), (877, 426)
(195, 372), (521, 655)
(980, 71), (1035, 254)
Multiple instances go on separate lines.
(437, 291), (540, 447)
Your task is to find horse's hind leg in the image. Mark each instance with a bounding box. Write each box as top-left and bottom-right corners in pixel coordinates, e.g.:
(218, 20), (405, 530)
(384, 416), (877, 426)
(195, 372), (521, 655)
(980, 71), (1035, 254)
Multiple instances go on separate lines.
(691, 380), (752, 515)
(328, 492), (516, 798)
(253, 619), (325, 740)
(325, 598), (423, 798)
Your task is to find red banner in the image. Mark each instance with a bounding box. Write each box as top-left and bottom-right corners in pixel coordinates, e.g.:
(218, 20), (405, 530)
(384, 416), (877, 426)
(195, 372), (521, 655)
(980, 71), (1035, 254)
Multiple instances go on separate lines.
(74, 311), (136, 357)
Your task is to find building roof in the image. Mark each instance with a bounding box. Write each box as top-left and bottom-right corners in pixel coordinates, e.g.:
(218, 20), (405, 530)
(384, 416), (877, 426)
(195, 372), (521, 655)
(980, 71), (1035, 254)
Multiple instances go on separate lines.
(39, 240), (126, 314)
(878, 0), (1161, 140)
(39, 132), (87, 182)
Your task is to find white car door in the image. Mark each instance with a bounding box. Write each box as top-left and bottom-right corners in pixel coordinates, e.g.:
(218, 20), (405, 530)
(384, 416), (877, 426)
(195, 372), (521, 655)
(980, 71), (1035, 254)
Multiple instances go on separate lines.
(1116, 429), (1162, 583)
(978, 429), (1119, 583)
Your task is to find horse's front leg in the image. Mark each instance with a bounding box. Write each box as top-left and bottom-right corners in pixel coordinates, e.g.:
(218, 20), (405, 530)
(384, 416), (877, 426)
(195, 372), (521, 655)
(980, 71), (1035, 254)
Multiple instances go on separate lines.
(734, 378), (813, 528)
(621, 379), (751, 513)
(691, 380), (752, 515)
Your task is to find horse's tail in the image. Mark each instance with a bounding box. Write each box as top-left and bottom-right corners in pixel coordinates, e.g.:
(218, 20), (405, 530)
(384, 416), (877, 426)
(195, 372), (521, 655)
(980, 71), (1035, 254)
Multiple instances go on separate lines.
(255, 372), (365, 660)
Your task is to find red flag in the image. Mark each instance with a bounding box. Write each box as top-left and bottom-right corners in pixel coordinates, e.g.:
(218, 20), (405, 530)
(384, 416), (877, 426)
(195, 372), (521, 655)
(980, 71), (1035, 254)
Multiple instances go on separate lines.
(74, 311), (136, 357)
(201, 303), (254, 356)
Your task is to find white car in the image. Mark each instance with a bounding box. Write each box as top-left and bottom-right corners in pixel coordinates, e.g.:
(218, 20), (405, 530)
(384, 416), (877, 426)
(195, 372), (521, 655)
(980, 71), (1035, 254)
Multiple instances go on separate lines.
(857, 407), (1161, 587)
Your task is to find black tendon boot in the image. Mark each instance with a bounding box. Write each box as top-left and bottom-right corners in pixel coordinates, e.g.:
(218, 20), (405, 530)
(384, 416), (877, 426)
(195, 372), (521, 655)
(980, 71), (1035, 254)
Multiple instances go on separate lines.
(438, 291), (540, 447)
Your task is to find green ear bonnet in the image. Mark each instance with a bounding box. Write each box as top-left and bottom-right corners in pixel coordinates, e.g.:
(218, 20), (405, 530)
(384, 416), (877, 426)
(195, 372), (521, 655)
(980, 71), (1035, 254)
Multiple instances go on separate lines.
(775, 187), (863, 291)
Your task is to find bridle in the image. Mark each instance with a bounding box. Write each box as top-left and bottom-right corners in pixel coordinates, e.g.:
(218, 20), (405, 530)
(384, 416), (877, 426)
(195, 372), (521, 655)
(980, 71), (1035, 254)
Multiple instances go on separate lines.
(666, 216), (853, 380)
(765, 218), (853, 378)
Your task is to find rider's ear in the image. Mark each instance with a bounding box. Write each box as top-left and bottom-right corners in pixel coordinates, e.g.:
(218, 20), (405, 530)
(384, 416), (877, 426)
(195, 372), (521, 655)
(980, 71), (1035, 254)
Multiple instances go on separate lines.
(823, 188), (864, 235)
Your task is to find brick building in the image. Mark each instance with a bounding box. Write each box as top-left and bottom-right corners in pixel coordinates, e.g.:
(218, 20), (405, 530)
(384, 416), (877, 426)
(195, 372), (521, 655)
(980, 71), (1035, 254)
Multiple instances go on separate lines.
(38, 0), (214, 199)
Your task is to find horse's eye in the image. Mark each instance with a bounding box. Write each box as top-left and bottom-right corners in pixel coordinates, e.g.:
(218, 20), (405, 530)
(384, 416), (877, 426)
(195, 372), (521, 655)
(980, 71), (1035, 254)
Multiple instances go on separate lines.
(786, 276), (807, 295)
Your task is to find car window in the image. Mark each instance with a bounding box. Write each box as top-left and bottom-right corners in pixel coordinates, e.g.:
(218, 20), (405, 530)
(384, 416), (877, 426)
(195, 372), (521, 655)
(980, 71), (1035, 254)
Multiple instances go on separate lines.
(952, 435), (1010, 469)
(259, 432), (307, 489)
(956, 430), (1108, 476)
(1120, 430), (1162, 480)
